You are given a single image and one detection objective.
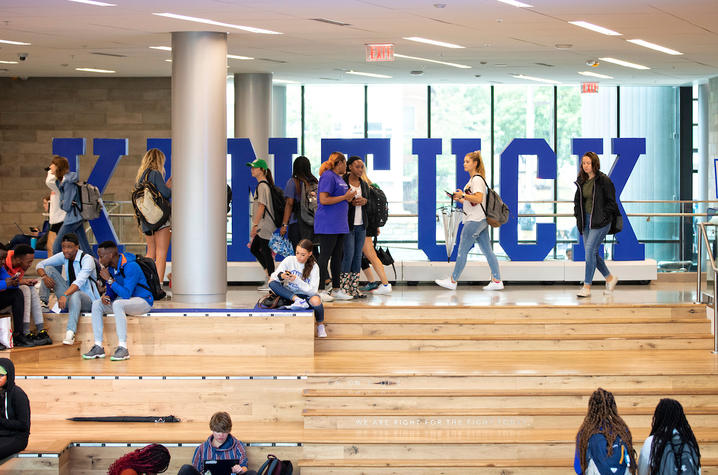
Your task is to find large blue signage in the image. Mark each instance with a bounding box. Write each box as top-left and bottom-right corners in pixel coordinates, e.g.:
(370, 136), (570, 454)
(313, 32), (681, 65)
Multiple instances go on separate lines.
(52, 136), (646, 262)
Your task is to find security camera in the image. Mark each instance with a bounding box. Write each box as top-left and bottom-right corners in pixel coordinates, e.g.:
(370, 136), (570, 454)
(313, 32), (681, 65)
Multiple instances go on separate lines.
(17, 53), (28, 61)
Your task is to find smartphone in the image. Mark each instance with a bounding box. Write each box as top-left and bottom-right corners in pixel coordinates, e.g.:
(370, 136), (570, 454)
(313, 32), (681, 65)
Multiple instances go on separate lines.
(13, 272), (21, 279)
(29, 227), (39, 233)
(444, 190), (454, 198)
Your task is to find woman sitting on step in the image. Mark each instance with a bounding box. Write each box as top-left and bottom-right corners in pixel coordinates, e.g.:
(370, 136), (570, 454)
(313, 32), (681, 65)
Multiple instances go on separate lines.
(574, 387), (637, 475)
(107, 443), (170, 475)
(268, 239), (326, 338)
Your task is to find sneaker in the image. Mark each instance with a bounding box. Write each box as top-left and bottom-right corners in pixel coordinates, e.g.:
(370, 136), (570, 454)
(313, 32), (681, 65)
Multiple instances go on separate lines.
(82, 345), (105, 359)
(332, 289), (354, 300)
(577, 286), (591, 298)
(316, 324), (328, 338)
(319, 291), (334, 302)
(13, 333), (35, 348)
(33, 330), (52, 346)
(373, 283), (392, 295)
(435, 277), (457, 291)
(605, 276), (619, 293)
(62, 330), (75, 345)
(360, 281), (381, 292)
(483, 280), (504, 291)
(110, 346), (130, 361)
(289, 298), (310, 310)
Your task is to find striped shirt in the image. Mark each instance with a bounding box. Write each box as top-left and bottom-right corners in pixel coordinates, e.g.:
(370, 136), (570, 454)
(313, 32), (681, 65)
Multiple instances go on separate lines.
(191, 434), (248, 470)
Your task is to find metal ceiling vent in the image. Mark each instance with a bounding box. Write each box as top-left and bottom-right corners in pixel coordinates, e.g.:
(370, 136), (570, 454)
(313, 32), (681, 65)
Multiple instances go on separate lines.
(310, 18), (351, 27)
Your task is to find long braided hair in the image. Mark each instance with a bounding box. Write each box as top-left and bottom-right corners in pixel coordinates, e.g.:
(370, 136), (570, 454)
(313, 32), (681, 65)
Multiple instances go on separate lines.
(648, 398), (700, 475)
(107, 443), (170, 475)
(576, 388), (637, 474)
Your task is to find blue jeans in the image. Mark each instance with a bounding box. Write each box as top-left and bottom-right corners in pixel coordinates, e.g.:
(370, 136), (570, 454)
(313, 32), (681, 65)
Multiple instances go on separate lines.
(341, 224), (366, 273)
(452, 219), (501, 282)
(583, 213), (611, 285)
(52, 220), (91, 255)
(91, 297), (151, 345)
(40, 266), (93, 332)
(269, 280), (324, 323)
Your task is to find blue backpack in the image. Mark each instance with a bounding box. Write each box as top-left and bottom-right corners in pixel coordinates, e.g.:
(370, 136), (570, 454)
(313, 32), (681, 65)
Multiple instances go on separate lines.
(585, 433), (629, 475)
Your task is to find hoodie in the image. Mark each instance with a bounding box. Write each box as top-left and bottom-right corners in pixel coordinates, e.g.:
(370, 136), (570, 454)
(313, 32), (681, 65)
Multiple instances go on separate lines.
(0, 358), (30, 439)
(190, 433), (248, 470)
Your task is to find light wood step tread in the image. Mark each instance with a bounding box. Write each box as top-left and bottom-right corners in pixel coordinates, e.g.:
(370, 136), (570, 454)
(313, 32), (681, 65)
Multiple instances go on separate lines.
(303, 407), (718, 416)
(297, 457), (718, 468)
(322, 333), (711, 341)
(325, 317), (709, 324)
(303, 388), (718, 397)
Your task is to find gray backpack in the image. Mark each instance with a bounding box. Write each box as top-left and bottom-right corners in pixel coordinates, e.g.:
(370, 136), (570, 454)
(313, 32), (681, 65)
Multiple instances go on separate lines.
(657, 439), (699, 475)
(476, 175), (509, 228)
(74, 182), (103, 221)
(297, 179), (318, 226)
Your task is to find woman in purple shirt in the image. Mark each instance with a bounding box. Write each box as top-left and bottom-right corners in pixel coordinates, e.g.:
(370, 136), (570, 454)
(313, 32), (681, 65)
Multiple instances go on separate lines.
(314, 152), (356, 300)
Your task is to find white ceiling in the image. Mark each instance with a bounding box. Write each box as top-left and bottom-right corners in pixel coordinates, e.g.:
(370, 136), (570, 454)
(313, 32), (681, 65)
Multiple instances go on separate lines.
(0, 0), (717, 85)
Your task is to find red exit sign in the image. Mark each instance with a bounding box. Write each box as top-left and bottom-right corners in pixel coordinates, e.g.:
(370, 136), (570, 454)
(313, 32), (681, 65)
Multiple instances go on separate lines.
(366, 43), (394, 62)
(581, 82), (599, 93)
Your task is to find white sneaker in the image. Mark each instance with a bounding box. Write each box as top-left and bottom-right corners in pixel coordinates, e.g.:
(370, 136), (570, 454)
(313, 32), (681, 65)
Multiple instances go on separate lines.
(319, 291), (334, 302)
(316, 324), (327, 338)
(483, 280), (504, 291)
(577, 286), (591, 298)
(605, 276), (619, 293)
(62, 330), (75, 345)
(435, 277), (457, 291)
(332, 290), (353, 300)
(289, 298), (310, 310)
(373, 283), (392, 295)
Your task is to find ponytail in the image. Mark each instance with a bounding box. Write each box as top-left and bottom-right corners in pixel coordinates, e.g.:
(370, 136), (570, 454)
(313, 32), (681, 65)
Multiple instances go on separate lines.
(298, 239), (316, 281)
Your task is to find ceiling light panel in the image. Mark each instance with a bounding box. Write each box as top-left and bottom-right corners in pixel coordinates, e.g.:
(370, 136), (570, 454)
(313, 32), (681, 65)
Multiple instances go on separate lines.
(0, 60), (19, 64)
(227, 54), (254, 60)
(568, 21), (622, 36)
(346, 70), (392, 78)
(579, 71), (613, 79)
(627, 39), (682, 55)
(403, 37), (465, 49)
(75, 67), (116, 73)
(68, 0), (116, 6)
(512, 74), (561, 84)
(394, 53), (471, 69)
(599, 57), (650, 70)
(497, 0), (533, 7)
(153, 13), (282, 35)
(0, 39), (31, 46)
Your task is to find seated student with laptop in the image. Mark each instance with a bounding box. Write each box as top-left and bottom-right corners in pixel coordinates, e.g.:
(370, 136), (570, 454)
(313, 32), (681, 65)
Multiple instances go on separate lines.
(178, 412), (257, 475)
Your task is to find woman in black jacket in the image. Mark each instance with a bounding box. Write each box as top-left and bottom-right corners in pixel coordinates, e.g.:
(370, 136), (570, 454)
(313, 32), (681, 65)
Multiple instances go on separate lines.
(573, 152), (619, 298)
(0, 358), (30, 460)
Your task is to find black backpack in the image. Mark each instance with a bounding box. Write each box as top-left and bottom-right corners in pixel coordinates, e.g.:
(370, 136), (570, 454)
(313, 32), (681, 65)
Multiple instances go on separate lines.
(78, 250), (104, 293)
(257, 454), (293, 475)
(367, 184), (389, 229)
(119, 254), (166, 301)
(257, 180), (286, 229)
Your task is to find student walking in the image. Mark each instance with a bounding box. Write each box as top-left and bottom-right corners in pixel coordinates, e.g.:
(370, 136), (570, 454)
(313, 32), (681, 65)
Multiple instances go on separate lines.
(44, 157), (67, 255)
(51, 156), (92, 255)
(247, 158), (278, 291)
(359, 171), (391, 295)
(435, 151), (503, 291)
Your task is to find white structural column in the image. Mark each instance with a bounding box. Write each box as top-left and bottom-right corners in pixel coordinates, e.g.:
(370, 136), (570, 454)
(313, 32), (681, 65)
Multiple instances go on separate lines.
(235, 73), (272, 160)
(171, 31), (228, 303)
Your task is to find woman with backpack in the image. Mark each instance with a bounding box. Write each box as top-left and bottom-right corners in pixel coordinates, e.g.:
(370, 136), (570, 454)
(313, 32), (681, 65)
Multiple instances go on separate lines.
(574, 151), (620, 298)
(637, 398), (700, 475)
(435, 150), (503, 291)
(359, 170), (391, 295)
(280, 155), (317, 249)
(50, 155), (92, 255)
(248, 158), (278, 290)
(315, 152), (356, 301)
(135, 148), (171, 287)
(574, 387), (637, 475)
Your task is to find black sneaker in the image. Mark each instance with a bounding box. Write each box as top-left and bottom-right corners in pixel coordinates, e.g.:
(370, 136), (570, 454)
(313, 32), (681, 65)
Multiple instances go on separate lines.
(33, 330), (52, 346)
(13, 333), (35, 348)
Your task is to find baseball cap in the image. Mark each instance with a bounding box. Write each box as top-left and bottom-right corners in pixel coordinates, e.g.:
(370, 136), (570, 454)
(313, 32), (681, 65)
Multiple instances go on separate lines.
(246, 158), (268, 170)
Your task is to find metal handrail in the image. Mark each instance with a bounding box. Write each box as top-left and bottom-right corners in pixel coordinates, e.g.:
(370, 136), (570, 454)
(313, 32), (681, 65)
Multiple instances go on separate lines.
(695, 222), (718, 354)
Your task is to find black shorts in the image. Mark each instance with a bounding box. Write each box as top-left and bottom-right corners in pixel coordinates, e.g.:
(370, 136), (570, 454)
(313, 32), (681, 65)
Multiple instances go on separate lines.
(49, 222), (63, 233)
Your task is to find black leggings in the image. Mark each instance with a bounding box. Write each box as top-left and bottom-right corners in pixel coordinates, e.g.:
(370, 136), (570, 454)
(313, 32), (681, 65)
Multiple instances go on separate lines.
(0, 288), (24, 336)
(0, 435), (28, 460)
(250, 236), (275, 275)
(317, 233), (345, 290)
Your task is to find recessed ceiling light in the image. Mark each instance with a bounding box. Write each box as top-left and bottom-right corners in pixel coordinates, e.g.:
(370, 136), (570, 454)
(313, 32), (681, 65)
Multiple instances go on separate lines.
(153, 13), (282, 35)
(150, 46), (172, 51)
(0, 60), (18, 64)
(273, 79), (299, 84)
(0, 39), (31, 46)
(579, 71), (613, 79)
(164, 59), (172, 62)
(403, 36), (464, 49)
(497, 0), (533, 7)
(68, 0), (116, 6)
(227, 54), (254, 60)
(394, 53), (471, 69)
(346, 70), (392, 79)
(555, 43), (572, 49)
(75, 67), (116, 73)
(627, 39), (682, 55)
(569, 21), (621, 36)
(599, 57), (650, 70)
(511, 74), (561, 84)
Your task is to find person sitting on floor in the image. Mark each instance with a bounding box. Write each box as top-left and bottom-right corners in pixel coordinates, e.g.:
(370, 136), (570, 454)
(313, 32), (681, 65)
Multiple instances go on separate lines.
(82, 240), (153, 361)
(4, 244), (49, 347)
(268, 238), (326, 338)
(36, 233), (100, 345)
(0, 244), (25, 349)
(0, 358), (30, 461)
(178, 411), (257, 475)
(107, 443), (171, 475)
(8, 195), (51, 250)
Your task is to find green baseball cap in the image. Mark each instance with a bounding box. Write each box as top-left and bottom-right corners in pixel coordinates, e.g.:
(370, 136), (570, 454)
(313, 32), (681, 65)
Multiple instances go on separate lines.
(0, 366), (6, 375)
(246, 158), (268, 170)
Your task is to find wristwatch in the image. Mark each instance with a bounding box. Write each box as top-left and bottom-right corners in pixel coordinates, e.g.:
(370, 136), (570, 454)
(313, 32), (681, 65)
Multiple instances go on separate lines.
(107, 277), (114, 285)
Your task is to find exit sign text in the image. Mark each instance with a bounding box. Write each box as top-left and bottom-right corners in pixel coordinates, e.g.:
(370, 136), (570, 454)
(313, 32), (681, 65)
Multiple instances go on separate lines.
(366, 44), (394, 62)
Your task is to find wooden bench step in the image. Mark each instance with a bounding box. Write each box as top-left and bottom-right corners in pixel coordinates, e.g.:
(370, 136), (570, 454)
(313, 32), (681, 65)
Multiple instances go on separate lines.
(320, 333), (711, 341)
(303, 387), (718, 397)
(303, 407), (718, 416)
(298, 458), (571, 468)
(1, 342), (79, 365)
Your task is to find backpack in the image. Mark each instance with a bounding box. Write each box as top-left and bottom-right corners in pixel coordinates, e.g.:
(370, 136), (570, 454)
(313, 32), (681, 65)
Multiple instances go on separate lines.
(366, 184), (389, 229)
(475, 175), (509, 228)
(585, 433), (629, 475)
(257, 454), (293, 475)
(255, 291), (292, 310)
(657, 437), (699, 475)
(132, 171), (171, 232)
(73, 182), (103, 221)
(77, 250), (104, 293)
(119, 254), (166, 301)
(257, 180), (285, 229)
(295, 178), (318, 226)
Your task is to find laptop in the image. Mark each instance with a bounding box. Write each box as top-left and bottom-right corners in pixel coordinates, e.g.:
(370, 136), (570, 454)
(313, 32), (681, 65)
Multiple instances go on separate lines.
(201, 459), (241, 475)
